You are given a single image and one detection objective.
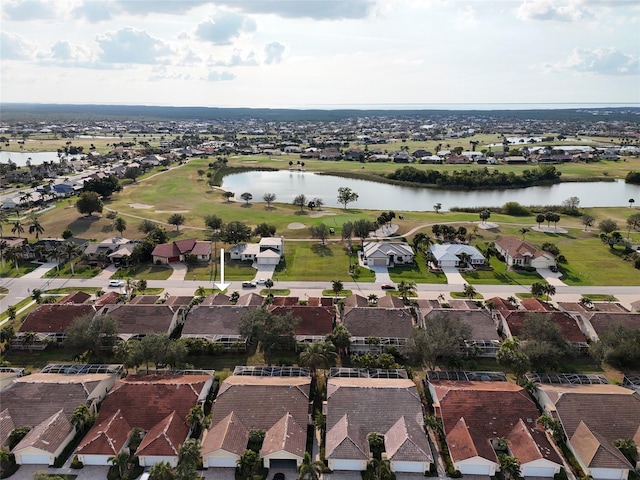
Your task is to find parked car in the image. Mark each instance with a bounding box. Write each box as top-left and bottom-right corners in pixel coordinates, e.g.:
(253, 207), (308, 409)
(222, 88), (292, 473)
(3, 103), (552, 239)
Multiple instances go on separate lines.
(380, 284), (396, 290)
(549, 265), (558, 272)
(273, 474), (285, 480)
(242, 281), (257, 288)
(108, 280), (125, 287)
(256, 278), (267, 285)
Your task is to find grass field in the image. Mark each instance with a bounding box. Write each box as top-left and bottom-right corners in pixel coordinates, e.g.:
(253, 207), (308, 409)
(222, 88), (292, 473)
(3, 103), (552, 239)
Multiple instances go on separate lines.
(462, 256), (543, 286)
(389, 251), (447, 284)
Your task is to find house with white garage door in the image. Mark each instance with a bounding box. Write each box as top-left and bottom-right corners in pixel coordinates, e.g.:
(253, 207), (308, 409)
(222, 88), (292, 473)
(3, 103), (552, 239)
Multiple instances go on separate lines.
(230, 237), (284, 266)
(428, 377), (562, 477)
(429, 244), (485, 268)
(362, 241), (414, 267)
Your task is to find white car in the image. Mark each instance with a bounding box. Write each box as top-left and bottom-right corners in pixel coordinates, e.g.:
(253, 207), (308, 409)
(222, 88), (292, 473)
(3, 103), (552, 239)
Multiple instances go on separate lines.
(256, 278), (267, 285)
(108, 280), (125, 287)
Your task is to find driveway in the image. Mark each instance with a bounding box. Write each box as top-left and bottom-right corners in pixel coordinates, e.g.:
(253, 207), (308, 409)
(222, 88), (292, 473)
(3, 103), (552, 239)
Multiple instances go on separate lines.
(441, 266), (466, 285)
(92, 264), (118, 280)
(21, 262), (57, 279)
(168, 262), (188, 281)
(536, 267), (567, 286)
(366, 264), (392, 284)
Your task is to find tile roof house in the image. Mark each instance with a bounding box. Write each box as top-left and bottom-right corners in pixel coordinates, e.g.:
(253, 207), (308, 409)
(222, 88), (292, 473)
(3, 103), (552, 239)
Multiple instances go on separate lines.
(96, 304), (186, 341)
(152, 238), (211, 264)
(423, 309), (501, 357)
(498, 311), (588, 349)
(428, 380), (562, 477)
(362, 242), (415, 267)
(269, 305), (335, 342)
(494, 237), (557, 269)
(325, 377), (432, 473)
(13, 304), (97, 350)
(341, 307), (416, 353)
(76, 373), (213, 467)
(0, 371), (118, 464)
(534, 383), (640, 478)
(566, 311), (640, 342)
(429, 244), (485, 268)
(201, 374), (311, 469)
(181, 305), (251, 351)
(229, 237), (284, 266)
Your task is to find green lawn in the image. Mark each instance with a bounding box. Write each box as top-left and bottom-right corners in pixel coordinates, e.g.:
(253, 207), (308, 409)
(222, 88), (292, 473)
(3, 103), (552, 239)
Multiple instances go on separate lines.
(44, 262), (101, 279)
(388, 251), (447, 284)
(188, 257), (255, 281)
(462, 257), (543, 286)
(0, 260), (39, 278)
(113, 264), (173, 280)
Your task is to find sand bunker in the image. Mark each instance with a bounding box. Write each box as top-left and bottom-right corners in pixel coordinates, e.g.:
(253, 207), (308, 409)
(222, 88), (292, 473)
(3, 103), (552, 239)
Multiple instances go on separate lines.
(287, 222), (306, 229)
(310, 211), (336, 218)
(532, 226), (568, 234)
(477, 222), (499, 230)
(155, 210), (189, 214)
(129, 203), (153, 209)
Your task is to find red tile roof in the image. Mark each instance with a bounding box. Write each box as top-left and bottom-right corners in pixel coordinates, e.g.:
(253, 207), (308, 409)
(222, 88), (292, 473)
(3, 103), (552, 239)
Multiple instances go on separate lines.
(19, 304), (96, 333)
(14, 410), (73, 454)
(269, 305), (334, 336)
(520, 298), (554, 311)
(504, 311), (586, 343)
(59, 291), (91, 304)
(94, 291), (121, 306)
(151, 239), (210, 259)
(136, 411), (183, 457)
(77, 410), (131, 456)
(201, 412), (249, 456)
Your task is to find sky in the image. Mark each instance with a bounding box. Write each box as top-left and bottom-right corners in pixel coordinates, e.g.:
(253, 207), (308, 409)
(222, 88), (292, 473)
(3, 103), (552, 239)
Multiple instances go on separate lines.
(1, 0), (639, 108)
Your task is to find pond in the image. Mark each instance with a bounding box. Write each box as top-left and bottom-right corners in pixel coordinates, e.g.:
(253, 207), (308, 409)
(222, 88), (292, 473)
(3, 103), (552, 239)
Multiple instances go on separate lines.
(221, 169), (639, 211)
(0, 151), (71, 166)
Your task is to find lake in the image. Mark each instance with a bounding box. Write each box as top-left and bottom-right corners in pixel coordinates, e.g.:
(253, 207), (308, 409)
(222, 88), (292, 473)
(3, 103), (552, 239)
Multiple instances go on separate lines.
(0, 151), (66, 166)
(221, 170), (639, 211)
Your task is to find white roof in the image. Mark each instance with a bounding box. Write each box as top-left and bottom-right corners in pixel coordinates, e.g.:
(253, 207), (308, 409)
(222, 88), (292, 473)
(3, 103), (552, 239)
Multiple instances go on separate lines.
(430, 244), (485, 261)
(363, 242), (414, 258)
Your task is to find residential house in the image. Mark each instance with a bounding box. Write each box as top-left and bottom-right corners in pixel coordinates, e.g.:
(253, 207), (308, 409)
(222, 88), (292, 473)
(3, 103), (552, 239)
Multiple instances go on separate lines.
(84, 237), (138, 264)
(201, 368), (311, 469)
(573, 311), (640, 343)
(494, 237), (557, 269)
(1, 368), (118, 465)
(362, 242), (415, 267)
(497, 310), (589, 351)
(269, 305), (335, 344)
(13, 304), (97, 350)
(181, 305), (250, 351)
(428, 379), (562, 477)
(534, 383), (640, 479)
(76, 373), (213, 467)
(325, 372), (432, 473)
(341, 307), (415, 353)
(96, 304), (186, 341)
(429, 244), (486, 268)
(423, 309), (501, 357)
(230, 237), (284, 266)
(151, 238), (211, 264)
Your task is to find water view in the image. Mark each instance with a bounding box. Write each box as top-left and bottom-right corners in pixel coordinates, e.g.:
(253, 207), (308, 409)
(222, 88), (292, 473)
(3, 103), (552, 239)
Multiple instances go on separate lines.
(0, 151), (65, 167)
(221, 170), (639, 211)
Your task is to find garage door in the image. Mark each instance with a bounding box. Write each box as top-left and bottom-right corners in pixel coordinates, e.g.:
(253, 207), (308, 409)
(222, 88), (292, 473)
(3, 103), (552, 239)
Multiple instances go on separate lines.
(206, 456), (237, 468)
(269, 459), (297, 469)
(18, 453), (50, 464)
(331, 459), (364, 471)
(523, 466), (556, 477)
(168, 256), (180, 263)
(459, 464), (493, 475)
(393, 461), (425, 473)
(372, 258), (387, 266)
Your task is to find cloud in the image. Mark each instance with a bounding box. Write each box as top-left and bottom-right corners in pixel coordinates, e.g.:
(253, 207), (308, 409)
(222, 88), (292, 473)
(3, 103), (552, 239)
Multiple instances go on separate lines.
(516, 0), (591, 22)
(195, 11), (256, 45)
(0, 31), (35, 59)
(206, 71), (236, 81)
(2, 0), (58, 21)
(48, 40), (94, 62)
(264, 42), (285, 65)
(555, 47), (640, 75)
(210, 50), (258, 67)
(96, 27), (172, 64)
(72, 1), (113, 22)
(112, 0), (211, 16)
(215, 0), (376, 20)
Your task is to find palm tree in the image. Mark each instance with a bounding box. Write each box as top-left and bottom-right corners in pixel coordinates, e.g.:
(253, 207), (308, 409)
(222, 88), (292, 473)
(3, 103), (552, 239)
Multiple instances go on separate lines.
(186, 404), (209, 436)
(28, 214), (45, 240)
(21, 331), (37, 352)
(542, 282), (556, 302)
(0, 239), (7, 273)
(11, 220), (24, 238)
(148, 461), (176, 480)
(63, 242), (82, 275)
(519, 227), (530, 240)
(412, 232), (432, 253)
(264, 278), (274, 294)
(0, 211), (8, 238)
(114, 217), (127, 237)
(71, 404), (94, 433)
(498, 454), (521, 480)
(367, 457), (393, 480)
(176, 439), (201, 479)
(463, 283), (477, 299)
(108, 451), (129, 479)
(195, 286), (206, 297)
(368, 293), (378, 305)
(5, 245), (22, 274)
(326, 324), (351, 357)
(297, 451), (324, 480)
(237, 449), (260, 480)
(331, 279), (343, 299)
(397, 280), (416, 303)
(299, 341), (337, 378)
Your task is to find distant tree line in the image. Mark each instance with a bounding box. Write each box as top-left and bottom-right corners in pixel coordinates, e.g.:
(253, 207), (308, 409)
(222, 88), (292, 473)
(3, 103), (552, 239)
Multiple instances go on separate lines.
(385, 165), (561, 189)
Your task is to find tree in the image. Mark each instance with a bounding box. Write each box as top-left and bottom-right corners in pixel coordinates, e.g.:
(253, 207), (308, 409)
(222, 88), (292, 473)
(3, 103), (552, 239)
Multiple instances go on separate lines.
(404, 314), (472, 370)
(412, 232), (432, 252)
(535, 213), (545, 228)
(629, 198), (635, 208)
(21, 331), (37, 352)
(353, 218), (375, 246)
(331, 279), (344, 298)
(124, 166), (141, 183)
(293, 193), (307, 212)
(581, 214), (595, 231)
(64, 314), (118, 358)
(149, 461), (176, 480)
(31, 288), (43, 304)
(223, 191), (235, 202)
(220, 220), (252, 245)
(309, 223), (329, 245)
(62, 228), (73, 240)
(114, 217), (127, 237)
(433, 202), (442, 214)
(463, 283), (477, 299)
(240, 192), (253, 205)
(626, 213), (640, 238)
(297, 451), (324, 480)
(71, 404), (95, 433)
(613, 439), (638, 465)
(167, 213), (185, 231)
(5, 245), (23, 273)
(337, 187), (359, 210)
(76, 191), (103, 216)
(237, 450), (260, 480)
(204, 214), (223, 233)
(186, 404), (210, 437)
(11, 219), (24, 237)
(313, 197), (323, 210)
(496, 338), (530, 383)
(263, 192), (276, 208)
(521, 313), (572, 371)
(599, 218), (618, 235)
(498, 454), (521, 480)
(83, 175), (120, 197)
(176, 439), (200, 480)
(108, 452), (130, 479)
(264, 278), (274, 295)
(366, 458), (393, 480)
(326, 324), (351, 356)
(28, 215), (45, 240)
(299, 341), (337, 377)
(562, 196), (581, 211)
(479, 209), (491, 224)
(63, 241), (82, 275)
(254, 222), (276, 237)
(341, 221), (354, 248)
(138, 218), (157, 234)
(589, 323), (640, 368)
(519, 227), (529, 240)
(397, 280), (416, 303)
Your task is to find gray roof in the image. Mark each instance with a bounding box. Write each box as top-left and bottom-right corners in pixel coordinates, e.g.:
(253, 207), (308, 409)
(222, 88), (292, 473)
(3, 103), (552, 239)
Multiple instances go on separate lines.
(182, 305), (250, 336)
(424, 309), (500, 341)
(342, 307), (415, 338)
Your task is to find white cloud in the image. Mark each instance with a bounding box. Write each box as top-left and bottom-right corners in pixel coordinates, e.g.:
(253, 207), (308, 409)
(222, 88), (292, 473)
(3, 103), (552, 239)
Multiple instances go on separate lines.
(2, 0), (58, 21)
(206, 71), (236, 81)
(215, 0), (376, 20)
(96, 27), (172, 64)
(264, 42), (285, 65)
(516, 0), (591, 22)
(45, 40), (95, 64)
(72, 1), (113, 22)
(113, 0), (211, 16)
(195, 11), (257, 45)
(0, 31), (36, 59)
(555, 47), (640, 75)
(457, 5), (478, 27)
(210, 50), (258, 67)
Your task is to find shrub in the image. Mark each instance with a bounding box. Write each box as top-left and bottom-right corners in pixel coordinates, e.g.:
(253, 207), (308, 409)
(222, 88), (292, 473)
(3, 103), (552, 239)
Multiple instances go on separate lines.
(70, 455), (84, 469)
(503, 201), (530, 216)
